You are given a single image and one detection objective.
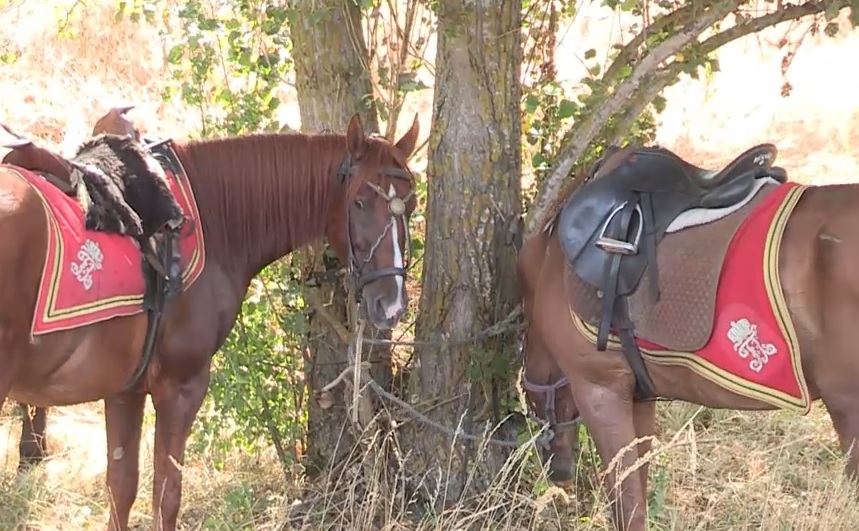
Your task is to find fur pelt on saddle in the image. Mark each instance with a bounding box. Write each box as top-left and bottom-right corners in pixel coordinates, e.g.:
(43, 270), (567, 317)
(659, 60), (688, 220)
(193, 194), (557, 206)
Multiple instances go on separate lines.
(69, 134), (184, 240)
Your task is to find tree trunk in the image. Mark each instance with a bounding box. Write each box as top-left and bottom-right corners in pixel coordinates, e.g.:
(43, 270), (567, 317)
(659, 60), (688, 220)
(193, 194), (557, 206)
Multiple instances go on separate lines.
(290, 0), (391, 476)
(406, 0), (523, 500)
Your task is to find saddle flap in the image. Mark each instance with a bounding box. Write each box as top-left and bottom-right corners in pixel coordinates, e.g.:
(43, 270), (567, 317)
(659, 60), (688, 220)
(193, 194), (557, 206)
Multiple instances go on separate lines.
(557, 186), (646, 295)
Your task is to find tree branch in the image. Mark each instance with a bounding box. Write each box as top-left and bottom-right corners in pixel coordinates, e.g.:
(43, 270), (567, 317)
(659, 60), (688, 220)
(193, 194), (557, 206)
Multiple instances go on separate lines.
(605, 0), (851, 145)
(526, 0), (743, 233)
(697, 0), (849, 52)
(601, 1), (699, 86)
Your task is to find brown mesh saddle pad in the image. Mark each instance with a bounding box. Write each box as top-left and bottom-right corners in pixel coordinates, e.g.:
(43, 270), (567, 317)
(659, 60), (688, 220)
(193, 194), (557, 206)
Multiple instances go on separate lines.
(566, 182), (778, 352)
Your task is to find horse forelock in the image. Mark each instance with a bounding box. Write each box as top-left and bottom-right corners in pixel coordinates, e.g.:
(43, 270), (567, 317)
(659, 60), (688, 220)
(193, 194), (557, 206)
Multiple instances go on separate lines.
(344, 135), (415, 201)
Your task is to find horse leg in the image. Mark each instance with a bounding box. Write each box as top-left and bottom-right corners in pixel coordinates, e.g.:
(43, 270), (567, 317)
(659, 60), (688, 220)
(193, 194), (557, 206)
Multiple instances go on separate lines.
(575, 382), (648, 531)
(149, 363), (211, 531)
(819, 385), (859, 482)
(18, 404), (48, 471)
(105, 392), (147, 531)
(632, 400), (656, 493)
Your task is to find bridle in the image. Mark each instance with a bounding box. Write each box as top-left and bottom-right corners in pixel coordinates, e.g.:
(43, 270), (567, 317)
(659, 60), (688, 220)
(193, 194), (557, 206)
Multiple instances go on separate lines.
(337, 155), (415, 293)
(518, 328), (581, 449)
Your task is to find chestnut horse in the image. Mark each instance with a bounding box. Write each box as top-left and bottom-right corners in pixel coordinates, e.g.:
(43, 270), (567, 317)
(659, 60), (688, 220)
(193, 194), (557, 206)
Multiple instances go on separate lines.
(0, 113), (420, 531)
(518, 145), (859, 531)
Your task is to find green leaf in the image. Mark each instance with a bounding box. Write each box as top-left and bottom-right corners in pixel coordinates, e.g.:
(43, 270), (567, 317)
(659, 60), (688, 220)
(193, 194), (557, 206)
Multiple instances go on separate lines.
(583, 48), (596, 60)
(167, 45), (184, 65)
(524, 94), (540, 114)
(309, 6), (332, 25)
(531, 152), (549, 170)
(620, 0), (638, 11)
(115, 1), (127, 22)
(825, 2), (842, 21)
(410, 236), (425, 254)
(397, 71), (429, 92)
(709, 58), (721, 73)
(557, 98), (576, 120)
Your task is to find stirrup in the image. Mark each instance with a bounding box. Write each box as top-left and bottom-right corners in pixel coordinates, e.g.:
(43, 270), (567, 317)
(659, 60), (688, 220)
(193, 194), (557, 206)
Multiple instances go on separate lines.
(595, 201), (643, 255)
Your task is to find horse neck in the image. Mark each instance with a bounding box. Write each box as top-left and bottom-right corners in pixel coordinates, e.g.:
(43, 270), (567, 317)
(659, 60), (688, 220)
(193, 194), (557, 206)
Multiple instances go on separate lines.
(174, 134), (347, 283)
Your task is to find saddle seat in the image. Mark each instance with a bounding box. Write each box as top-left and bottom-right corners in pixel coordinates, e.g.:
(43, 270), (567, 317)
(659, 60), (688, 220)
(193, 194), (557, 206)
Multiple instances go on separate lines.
(556, 142), (787, 399)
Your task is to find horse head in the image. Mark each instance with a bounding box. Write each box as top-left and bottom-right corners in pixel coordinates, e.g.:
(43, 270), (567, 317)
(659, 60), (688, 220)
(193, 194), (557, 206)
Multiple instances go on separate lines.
(325, 113), (420, 330)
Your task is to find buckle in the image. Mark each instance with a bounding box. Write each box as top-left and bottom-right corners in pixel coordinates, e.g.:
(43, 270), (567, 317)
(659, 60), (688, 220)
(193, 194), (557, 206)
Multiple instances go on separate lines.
(595, 201), (643, 255)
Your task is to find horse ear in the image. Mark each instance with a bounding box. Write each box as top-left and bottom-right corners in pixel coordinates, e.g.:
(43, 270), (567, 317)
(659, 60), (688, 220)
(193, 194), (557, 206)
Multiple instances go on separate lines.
(395, 113), (420, 159)
(346, 113), (367, 159)
(115, 104), (135, 115)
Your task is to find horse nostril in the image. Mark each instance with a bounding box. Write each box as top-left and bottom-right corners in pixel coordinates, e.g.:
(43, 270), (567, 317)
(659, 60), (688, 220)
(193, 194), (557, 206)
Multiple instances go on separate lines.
(373, 295), (387, 318)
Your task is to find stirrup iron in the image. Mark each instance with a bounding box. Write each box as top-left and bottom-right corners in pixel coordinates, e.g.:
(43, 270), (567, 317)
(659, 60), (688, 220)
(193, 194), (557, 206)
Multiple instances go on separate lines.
(595, 201), (643, 255)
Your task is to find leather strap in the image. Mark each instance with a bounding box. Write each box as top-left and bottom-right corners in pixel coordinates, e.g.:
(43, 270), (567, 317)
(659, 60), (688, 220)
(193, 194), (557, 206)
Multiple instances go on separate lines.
(596, 199), (636, 350)
(594, 194), (657, 399)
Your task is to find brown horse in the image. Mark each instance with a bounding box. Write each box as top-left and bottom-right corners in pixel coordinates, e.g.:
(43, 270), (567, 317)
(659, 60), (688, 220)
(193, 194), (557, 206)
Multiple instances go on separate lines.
(519, 143), (859, 531)
(0, 112), (420, 531)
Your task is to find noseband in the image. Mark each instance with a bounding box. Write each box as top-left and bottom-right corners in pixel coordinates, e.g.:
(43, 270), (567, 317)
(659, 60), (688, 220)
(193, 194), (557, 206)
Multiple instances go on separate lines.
(337, 156), (415, 293)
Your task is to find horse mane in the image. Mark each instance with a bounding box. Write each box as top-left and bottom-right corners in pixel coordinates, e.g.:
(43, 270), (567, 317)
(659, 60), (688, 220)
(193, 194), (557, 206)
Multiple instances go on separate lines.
(170, 131), (407, 267)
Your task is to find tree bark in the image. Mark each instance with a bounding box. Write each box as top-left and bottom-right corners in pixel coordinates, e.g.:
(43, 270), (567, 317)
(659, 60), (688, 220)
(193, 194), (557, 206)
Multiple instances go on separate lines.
(406, 0), (523, 501)
(290, 0), (390, 476)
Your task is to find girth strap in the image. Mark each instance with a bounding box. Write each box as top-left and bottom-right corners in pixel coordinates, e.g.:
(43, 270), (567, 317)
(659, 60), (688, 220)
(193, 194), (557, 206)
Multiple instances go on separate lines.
(122, 228), (180, 392)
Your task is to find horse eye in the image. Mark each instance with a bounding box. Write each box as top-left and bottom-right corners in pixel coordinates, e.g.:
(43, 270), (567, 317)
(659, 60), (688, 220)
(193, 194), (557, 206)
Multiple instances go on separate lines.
(354, 199), (364, 210)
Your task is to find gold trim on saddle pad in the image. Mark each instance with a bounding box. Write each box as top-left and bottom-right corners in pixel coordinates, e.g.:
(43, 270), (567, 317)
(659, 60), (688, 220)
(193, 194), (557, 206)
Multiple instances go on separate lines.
(569, 185), (811, 413)
(1, 160), (206, 335)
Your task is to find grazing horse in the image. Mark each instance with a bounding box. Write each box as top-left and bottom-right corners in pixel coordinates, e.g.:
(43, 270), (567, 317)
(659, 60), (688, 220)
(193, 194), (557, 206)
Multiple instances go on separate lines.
(519, 142), (859, 531)
(0, 112), (420, 531)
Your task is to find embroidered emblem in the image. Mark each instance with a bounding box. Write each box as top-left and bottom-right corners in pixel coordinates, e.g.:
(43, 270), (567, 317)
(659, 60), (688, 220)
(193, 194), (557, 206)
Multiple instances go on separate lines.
(70, 239), (104, 291)
(728, 318), (777, 373)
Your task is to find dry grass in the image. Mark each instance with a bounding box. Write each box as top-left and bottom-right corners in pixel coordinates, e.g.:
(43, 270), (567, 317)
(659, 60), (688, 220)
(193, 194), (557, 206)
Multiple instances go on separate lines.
(3, 1), (859, 529)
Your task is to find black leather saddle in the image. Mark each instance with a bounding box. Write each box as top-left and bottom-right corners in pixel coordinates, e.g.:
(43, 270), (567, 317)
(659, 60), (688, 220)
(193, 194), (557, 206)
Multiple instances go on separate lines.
(556, 143), (787, 399)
